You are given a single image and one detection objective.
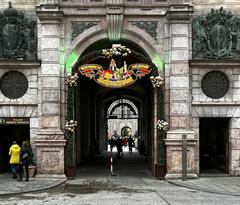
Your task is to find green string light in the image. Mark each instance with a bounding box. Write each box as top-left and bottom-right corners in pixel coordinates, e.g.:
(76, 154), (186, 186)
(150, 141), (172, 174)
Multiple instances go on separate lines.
(66, 51), (78, 73)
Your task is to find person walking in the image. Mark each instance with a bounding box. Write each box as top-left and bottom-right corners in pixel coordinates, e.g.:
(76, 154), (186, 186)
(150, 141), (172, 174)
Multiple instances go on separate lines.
(8, 141), (21, 179)
(128, 136), (134, 153)
(109, 137), (115, 152)
(19, 141), (31, 182)
(116, 137), (123, 158)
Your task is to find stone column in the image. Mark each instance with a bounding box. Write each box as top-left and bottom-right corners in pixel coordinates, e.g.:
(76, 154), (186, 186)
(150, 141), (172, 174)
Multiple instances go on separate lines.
(34, 3), (66, 178)
(165, 3), (197, 179)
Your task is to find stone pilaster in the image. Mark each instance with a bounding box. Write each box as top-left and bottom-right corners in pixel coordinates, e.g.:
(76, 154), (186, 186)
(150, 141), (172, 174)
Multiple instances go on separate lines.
(165, 2), (197, 178)
(35, 3), (66, 178)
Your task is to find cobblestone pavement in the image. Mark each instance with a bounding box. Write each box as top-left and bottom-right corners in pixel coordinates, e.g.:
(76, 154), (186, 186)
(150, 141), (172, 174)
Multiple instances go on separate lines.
(0, 174), (240, 205)
(0, 152), (240, 204)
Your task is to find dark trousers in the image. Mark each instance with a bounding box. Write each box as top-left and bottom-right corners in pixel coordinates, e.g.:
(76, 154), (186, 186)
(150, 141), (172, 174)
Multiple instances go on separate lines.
(117, 147), (123, 158)
(18, 164), (29, 181)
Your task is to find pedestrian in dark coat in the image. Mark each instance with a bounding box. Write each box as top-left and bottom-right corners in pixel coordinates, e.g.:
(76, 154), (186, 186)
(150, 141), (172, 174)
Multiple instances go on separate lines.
(128, 136), (134, 152)
(19, 141), (30, 181)
(109, 137), (115, 152)
(116, 137), (123, 158)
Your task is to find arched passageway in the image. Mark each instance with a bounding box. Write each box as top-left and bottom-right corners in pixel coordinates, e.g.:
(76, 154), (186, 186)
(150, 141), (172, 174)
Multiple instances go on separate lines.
(66, 39), (159, 177)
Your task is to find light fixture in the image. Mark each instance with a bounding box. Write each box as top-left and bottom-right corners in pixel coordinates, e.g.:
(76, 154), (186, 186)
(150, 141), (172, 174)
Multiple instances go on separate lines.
(150, 74), (164, 88)
(102, 45), (131, 58)
(157, 119), (169, 130)
(65, 120), (77, 133)
(66, 73), (78, 87)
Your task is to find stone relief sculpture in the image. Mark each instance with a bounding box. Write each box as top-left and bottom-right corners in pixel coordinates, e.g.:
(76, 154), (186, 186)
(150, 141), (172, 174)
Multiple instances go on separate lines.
(0, 2), (37, 60)
(131, 21), (158, 39)
(71, 22), (98, 41)
(193, 7), (240, 59)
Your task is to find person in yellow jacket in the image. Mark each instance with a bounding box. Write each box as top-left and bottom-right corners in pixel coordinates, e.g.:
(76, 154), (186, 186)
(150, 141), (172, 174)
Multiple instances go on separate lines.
(9, 141), (21, 179)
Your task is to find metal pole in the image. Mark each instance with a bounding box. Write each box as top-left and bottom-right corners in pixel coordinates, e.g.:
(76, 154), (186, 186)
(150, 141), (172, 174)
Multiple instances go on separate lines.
(182, 134), (187, 181)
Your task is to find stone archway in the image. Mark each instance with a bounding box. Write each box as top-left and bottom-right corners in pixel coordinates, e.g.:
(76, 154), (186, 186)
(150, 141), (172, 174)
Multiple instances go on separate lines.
(65, 38), (166, 178)
(65, 29), (164, 75)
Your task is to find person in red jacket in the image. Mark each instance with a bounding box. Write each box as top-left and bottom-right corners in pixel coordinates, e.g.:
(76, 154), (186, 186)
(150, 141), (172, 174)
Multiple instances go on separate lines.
(8, 141), (21, 179)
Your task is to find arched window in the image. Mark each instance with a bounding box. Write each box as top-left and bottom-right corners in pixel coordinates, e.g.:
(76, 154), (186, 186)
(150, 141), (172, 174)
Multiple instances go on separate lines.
(107, 98), (138, 119)
(121, 126), (132, 136)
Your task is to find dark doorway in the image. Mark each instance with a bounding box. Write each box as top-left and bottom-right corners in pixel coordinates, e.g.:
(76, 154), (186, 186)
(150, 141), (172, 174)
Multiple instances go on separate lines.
(0, 124), (30, 173)
(200, 118), (229, 173)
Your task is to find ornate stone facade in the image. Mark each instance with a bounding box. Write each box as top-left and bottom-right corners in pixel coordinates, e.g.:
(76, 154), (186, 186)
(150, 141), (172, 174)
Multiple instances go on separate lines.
(0, 0), (239, 179)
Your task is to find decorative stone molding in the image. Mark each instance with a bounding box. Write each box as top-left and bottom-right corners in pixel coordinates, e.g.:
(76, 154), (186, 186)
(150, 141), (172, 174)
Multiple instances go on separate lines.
(71, 22), (98, 41)
(192, 106), (240, 118)
(167, 1), (193, 21)
(37, 0), (60, 4)
(107, 14), (123, 41)
(106, 0), (124, 7)
(0, 106), (38, 117)
(36, 10), (64, 21)
(37, 129), (65, 140)
(169, 0), (191, 4)
(37, 0), (60, 9)
(36, 0), (63, 21)
(131, 21), (158, 39)
(189, 60), (240, 68)
(0, 60), (41, 69)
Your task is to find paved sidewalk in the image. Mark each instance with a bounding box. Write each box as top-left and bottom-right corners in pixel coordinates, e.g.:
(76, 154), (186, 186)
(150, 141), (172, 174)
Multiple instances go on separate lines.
(1, 171), (240, 197)
(168, 176), (240, 196)
(0, 173), (66, 196)
(1, 150), (240, 197)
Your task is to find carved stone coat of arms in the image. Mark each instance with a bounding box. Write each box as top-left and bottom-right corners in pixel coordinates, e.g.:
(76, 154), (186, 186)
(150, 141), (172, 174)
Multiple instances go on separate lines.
(0, 3), (37, 60)
(193, 7), (240, 59)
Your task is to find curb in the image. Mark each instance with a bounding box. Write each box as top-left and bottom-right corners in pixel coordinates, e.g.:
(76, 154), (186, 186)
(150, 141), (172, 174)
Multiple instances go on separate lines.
(167, 180), (240, 197)
(0, 179), (67, 196)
